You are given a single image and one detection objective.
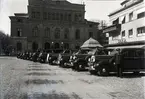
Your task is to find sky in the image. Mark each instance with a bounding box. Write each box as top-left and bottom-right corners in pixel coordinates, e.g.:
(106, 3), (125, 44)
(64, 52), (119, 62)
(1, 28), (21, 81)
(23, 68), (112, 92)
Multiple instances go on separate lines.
(0, 0), (123, 35)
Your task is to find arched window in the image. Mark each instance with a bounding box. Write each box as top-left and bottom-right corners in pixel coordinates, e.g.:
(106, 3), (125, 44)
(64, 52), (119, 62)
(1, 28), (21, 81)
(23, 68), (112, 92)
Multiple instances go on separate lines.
(54, 28), (60, 39)
(64, 43), (69, 49)
(45, 27), (50, 37)
(16, 42), (22, 51)
(54, 43), (60, 49)
(64, 28), (69, 39)
(32, 27), (39, 37)
(44, 42), (50, 50)
(32, 42), (38, 51)
(75, 29), (80, 39)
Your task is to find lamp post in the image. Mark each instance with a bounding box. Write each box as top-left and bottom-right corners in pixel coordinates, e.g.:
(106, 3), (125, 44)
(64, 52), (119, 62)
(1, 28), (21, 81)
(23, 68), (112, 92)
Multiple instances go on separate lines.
(61, 42), (64, 50)
(51, 42), (54, 49)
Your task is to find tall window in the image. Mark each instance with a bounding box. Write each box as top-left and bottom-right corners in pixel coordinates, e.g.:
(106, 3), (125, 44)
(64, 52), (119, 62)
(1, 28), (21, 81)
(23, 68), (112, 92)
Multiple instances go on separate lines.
(17, 28), (22, 37)
(45, 27), (50, 37)
(32, 27), (39, 37)
(16, 42), (22, 51)
(129, 12), (133, 21)
(64, 28), (69, 39)
(43, 12), (47, 20)
(122, 30), (125, 37)
(89, 32), (93, 38)
(75, 29), (80, 40)
(128, 29), (133, 37)
(54, 28), (60, 39)
(48, 13), (50, 20)
(137, 26), (145, 36)
(122, 16), (126, 24)
(137, 12), (145, 19)
(68, 14), (71, 21)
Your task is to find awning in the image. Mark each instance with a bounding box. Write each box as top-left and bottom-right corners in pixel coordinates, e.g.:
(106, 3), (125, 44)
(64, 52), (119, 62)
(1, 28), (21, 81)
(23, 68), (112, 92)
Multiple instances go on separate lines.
(106, 45), (145, 49)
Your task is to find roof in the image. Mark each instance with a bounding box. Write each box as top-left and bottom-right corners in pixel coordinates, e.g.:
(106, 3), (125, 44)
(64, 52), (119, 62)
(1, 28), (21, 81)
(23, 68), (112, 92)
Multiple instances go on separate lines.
(81, 37), (102, 48)
(109, 0), (143, 16)
(121, 0), (130, 5)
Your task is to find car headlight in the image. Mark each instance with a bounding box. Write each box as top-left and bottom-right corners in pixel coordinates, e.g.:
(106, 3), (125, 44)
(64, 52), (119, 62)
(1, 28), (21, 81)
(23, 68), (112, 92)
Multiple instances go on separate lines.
(73, 56), (77, 59)
(91, 56), (95, 62)
(88, 58), (91, 62)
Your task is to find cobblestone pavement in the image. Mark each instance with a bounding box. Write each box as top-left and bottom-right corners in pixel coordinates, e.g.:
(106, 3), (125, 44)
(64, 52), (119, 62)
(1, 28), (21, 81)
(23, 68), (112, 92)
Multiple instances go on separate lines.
(0, 57), (145, 99)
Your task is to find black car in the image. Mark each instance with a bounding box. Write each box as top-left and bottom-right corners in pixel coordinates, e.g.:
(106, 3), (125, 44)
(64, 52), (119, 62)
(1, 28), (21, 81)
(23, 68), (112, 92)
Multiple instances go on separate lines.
(70, 48), (99, 71)
(32, 51), (40, 62)
(88, 47), (145, 77)
(48, 49), (63, 65)
(37, 50), (53, 63)
(58, 49), (76, 68)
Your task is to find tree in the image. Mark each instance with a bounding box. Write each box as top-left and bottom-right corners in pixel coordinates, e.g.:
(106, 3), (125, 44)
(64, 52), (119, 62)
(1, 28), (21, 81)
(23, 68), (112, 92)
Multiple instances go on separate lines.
(0, 31), (11, 55)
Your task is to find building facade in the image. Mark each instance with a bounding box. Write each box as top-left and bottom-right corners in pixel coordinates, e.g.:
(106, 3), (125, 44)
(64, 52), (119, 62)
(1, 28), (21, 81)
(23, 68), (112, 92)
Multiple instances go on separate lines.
(103, 0), (145, 45)
(10, 0), (99, 52)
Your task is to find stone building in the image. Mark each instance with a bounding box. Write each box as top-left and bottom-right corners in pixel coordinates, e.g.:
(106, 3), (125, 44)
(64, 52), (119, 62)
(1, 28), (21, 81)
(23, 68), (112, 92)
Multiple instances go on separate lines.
(103, 0), (145, 47)
(9, 0), (99, 52)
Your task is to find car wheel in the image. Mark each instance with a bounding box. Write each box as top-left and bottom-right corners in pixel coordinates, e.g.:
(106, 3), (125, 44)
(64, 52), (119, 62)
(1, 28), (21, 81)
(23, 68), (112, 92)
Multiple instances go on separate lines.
(89, 70), (96, 75)
(97, 67), (109, 76)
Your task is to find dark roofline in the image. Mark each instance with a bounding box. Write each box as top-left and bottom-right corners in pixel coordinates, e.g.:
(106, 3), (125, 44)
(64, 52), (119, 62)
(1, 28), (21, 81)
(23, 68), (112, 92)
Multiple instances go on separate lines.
(109, 0), (143, 17)
(121, 0), (130, 5)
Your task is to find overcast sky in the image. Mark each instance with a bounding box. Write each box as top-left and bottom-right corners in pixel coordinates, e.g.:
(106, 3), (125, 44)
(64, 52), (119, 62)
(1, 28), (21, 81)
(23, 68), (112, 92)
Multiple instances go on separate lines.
(0, 0), (123, 35)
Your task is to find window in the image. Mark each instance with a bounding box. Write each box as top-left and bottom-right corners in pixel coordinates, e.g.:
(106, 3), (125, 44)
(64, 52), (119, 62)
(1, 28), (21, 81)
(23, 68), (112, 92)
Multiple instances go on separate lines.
(32, 27), (39, 37)
(43, 12), (47, 20)
(36, 12), (40, 19)
(112, 18), (119, 25)
(75, 14), (78, 21)
(75, 29), (80, 39)
(68, 14), (71, 21)
(17, 19), (23, 23)
(54, 28), (60, 39)
(129, 12), (133, 21)
(122, 30), (125, 37)
(89, 32), (93, 37)
(48, 13), (50, 20)
(17, 28), (22, 37)
(137, 26), (145, 36)
(64, 28), (69, 39)
(32, 12), (35, 18)
(137, 12), (145, 19)
(128, 29), (133, 37)
(16, 42), (22, 51)
(60, 13), (63, 20)
(89, 24), (93, 28)
(45, 27), (50, 37)
(122, 16), (126, 24)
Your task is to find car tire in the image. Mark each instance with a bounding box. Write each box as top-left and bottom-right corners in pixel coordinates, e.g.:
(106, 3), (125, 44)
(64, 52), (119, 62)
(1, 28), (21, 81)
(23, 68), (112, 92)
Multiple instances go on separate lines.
(89, 70), (96, 75)
(97, 67), (109, 76)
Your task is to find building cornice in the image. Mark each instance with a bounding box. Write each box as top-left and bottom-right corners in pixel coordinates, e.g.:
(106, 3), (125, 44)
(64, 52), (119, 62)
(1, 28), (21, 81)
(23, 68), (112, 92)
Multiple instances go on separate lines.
(109, 0), (143, 17)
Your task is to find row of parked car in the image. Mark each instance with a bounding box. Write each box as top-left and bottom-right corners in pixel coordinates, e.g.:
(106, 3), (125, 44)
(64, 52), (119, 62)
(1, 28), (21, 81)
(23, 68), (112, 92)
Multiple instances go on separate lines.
(17, 47), (145, 77)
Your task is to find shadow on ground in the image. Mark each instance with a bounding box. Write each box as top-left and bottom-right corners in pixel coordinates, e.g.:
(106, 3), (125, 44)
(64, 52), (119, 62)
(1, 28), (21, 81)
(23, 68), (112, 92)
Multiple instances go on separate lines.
(26, 72), (56, 76)
(25, 79), (64, 85)
(8, 91), (83, 99)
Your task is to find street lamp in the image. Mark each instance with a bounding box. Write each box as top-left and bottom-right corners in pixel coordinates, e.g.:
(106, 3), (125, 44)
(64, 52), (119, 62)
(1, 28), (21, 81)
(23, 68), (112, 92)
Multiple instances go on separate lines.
(61, 42), (64, 50)
(51, 42), (54, 49)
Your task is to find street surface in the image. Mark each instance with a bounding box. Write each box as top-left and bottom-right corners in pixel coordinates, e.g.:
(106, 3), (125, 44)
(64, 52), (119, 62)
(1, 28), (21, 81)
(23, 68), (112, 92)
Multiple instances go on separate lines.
(0, 57), (145, 99)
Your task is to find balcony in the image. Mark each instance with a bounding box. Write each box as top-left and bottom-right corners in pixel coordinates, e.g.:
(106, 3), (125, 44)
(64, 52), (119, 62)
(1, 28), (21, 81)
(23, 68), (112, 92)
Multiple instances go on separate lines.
(103, 24), (121, 33)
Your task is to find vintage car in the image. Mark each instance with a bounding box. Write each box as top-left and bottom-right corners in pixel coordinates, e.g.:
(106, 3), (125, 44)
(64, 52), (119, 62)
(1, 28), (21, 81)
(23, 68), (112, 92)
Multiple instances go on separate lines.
(48, 49), (63, 65)
(88, 47), (145, 77)
(37, 50), (53, 63)
(32, 51), (41, 62)
(70, 48), (99, 71)
(58, 49), (77, 68)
